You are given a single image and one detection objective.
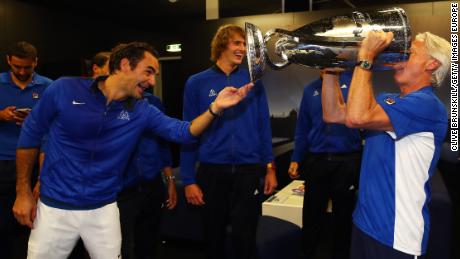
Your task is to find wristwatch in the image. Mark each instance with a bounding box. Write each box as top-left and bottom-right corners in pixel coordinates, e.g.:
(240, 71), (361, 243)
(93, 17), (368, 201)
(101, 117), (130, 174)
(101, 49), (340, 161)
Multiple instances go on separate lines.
(356, 60), (373, 70)
(267, 162), (276, 170)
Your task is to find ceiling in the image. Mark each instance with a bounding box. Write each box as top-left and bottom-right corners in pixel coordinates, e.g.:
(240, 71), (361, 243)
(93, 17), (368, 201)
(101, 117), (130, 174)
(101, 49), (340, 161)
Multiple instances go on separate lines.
(17, 0), (446, 32)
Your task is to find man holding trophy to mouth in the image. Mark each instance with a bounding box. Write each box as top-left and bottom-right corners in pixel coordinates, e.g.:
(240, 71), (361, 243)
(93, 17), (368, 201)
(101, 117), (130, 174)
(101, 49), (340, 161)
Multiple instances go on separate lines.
(247, 7), (450, 259)
(322, 30), (449, 258)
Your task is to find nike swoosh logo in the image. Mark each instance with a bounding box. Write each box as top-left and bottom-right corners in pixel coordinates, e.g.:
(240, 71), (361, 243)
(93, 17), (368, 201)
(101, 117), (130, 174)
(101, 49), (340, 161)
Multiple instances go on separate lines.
(72, 100), (85, 105)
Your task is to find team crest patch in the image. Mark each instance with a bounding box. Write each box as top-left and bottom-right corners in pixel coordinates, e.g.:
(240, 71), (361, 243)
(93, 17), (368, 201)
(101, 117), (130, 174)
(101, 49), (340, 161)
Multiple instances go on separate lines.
(32, 92), (39, 99)
(209, 89), (217, 97)
(384, 97), (396, 105)
(117, 110), (130, 121)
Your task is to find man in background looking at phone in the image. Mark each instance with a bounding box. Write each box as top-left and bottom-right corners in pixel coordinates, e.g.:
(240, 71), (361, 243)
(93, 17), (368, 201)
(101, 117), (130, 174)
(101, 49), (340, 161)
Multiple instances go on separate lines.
(0, 41), (52, 259)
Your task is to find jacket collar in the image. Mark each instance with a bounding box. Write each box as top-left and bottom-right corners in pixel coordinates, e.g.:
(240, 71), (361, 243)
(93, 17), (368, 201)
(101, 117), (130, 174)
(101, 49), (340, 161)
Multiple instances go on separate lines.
(90, 75), (136, 110)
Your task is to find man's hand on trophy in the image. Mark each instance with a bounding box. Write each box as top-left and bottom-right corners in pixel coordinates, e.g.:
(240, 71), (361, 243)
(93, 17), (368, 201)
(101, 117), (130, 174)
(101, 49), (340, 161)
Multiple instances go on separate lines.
(359, 31), (394, 61)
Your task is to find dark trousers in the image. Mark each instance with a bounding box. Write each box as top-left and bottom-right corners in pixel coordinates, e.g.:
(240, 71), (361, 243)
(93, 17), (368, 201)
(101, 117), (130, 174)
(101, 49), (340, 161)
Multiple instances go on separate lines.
(350, 224), (425, 259)
(197, 164), (264, 259)
(118, 175), (165, 259)
(0, 160), (30, 259)
(301, 153), (361, 259)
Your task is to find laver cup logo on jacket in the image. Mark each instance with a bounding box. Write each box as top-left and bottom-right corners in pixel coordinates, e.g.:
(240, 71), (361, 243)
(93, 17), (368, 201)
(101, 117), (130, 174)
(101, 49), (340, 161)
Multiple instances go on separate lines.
(208, 89), (217, 97)
(117, 110), (130, 121)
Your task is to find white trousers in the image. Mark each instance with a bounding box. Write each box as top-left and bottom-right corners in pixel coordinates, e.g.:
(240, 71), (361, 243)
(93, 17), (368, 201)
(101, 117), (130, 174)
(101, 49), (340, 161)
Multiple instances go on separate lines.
(27, 200), (121, 259)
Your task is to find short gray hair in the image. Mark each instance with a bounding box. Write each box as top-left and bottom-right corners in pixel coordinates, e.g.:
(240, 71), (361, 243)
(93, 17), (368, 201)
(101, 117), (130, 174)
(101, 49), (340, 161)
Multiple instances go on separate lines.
(415, 32), (450, 87)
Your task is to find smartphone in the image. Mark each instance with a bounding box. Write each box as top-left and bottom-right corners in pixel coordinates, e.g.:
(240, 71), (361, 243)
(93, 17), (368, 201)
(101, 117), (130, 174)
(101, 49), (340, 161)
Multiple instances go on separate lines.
(14, 108), (32, 115)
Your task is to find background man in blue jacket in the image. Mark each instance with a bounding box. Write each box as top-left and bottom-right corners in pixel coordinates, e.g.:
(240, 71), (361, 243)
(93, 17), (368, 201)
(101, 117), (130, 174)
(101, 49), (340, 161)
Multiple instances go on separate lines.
(118, 91), (177, 259)
(12, 41), (253, 259)
(180, 24), (277, 259)
(0, 41), (52, 259)
(288, 71), (362, 259)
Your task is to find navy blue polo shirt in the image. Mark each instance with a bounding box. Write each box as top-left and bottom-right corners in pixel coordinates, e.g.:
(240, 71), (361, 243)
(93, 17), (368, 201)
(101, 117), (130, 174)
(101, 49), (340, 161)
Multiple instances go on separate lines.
(0, 72), (52, 160)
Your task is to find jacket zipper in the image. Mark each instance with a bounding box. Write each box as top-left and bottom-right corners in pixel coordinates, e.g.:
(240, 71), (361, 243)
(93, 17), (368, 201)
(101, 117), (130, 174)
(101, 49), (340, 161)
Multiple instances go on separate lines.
(227, 74), (236, 174)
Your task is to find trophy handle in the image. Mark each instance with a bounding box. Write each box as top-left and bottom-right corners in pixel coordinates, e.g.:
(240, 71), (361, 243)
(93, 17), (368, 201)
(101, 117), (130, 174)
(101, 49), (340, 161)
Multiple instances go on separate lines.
(264, 29), (294, 70)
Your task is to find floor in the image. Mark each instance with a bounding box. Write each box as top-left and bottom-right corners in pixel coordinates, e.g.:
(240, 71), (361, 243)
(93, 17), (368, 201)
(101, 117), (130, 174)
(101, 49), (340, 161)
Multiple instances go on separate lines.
(152, 215), (334, 259)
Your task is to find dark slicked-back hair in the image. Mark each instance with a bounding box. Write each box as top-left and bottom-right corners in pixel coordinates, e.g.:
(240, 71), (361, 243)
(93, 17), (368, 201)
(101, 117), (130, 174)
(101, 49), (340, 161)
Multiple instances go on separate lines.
(7, 41), (38, 60)
(109, 42), (159, 74)
(210, 24), (245, 62)
(92, 51), (111, 68)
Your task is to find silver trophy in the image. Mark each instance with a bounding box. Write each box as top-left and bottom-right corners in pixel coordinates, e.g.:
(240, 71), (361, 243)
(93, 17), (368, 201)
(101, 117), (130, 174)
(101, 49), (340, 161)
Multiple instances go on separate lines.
(246, 7), (411, 81)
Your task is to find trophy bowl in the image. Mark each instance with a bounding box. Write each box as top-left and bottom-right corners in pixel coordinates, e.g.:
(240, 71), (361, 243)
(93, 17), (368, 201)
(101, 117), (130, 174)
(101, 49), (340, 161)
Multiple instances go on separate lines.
(245, 7), (412, 82)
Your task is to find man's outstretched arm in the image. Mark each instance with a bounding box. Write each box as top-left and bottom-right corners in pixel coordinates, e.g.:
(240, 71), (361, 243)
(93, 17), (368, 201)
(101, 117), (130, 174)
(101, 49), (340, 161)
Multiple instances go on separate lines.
(188, 82), (253, 136)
